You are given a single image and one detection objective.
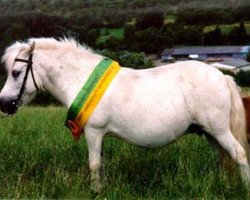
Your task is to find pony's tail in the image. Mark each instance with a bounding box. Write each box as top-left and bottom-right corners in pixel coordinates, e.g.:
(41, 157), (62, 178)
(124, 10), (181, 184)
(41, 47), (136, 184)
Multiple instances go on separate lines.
(226, 75), (250, 162)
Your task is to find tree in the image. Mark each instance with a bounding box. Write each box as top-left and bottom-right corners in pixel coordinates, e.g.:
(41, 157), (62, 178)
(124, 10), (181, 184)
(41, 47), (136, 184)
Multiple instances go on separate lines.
(136, 9), (164, 30)
(213, 26), (223, 45)
(228, 21), (248, 45)
(181, 26), (203, 46)
(123, 24), (138, 51)
(2, 22), (30, 48)
(246, 50), (250, 62)
(204, 26), (223, 45)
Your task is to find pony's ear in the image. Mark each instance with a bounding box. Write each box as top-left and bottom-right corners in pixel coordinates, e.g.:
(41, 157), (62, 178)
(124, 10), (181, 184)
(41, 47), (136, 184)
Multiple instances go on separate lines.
(28, 41), (36, 54)
(23, 41), (35, 55)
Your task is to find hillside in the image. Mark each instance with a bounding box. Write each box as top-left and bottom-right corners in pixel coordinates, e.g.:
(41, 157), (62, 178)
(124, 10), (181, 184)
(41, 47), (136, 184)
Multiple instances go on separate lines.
(0, 0), (250, 17)
(0, 0), (249, 64)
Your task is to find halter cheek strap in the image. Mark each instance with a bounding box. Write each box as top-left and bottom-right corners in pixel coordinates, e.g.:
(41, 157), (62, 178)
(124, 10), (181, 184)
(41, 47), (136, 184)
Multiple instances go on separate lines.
(14, 54), (39, 101)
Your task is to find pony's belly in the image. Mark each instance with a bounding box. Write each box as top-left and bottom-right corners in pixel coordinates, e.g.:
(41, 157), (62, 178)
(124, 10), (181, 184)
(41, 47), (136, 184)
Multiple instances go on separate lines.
(108, 119), (190, 148)
(106, 98), (192, 147)
(110, 128), (186, 148)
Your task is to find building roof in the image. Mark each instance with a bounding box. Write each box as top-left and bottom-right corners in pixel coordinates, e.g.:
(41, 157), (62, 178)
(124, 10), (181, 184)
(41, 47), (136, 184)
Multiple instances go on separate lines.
(209, 58), (250, 71)
(221, 58), (249, 68)
(161, 46), (250, 56)
(210, 63), (236, 70)
(236, 65), (250, 72)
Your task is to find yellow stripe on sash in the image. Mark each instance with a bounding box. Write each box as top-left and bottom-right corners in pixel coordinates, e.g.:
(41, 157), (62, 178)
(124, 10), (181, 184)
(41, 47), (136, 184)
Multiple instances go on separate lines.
(74, 61), (120, 130)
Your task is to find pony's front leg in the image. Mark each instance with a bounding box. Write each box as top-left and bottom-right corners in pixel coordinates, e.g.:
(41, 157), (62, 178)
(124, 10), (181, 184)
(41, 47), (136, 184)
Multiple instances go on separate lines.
(85, 127), (105, 193)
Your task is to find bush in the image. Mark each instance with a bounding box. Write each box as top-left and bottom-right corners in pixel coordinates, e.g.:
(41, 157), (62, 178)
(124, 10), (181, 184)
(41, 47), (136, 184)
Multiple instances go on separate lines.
(235, 70), (250, 87)
(97, 49), (154, 69)
(228, 22), (249, 45)
(247, 51), (250, 62)
(219, 69), (250, 87)
(219, 69), (235, 77)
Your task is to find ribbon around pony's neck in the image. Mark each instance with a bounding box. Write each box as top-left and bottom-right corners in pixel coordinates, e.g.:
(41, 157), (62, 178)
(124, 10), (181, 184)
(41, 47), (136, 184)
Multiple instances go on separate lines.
(65, 58), (121, 140)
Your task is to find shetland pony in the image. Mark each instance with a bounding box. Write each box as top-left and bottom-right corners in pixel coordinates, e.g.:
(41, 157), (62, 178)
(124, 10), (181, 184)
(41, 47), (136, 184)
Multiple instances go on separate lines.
(0, 38), (249, 192)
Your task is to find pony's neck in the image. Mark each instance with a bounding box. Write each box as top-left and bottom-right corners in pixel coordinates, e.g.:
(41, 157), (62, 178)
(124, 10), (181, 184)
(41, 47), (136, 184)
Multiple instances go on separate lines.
(35, 49), (103, 108)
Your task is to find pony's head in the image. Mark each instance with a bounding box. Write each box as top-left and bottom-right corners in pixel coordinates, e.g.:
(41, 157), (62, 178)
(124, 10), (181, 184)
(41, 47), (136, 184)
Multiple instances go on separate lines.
(0, 41), (39, 114)
(0, 37), (101, 114)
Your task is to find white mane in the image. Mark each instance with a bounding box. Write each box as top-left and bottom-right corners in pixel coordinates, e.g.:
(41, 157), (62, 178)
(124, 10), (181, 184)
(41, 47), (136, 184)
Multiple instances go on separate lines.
(29, 37), (89, 52)
(1, 37), (94, 71)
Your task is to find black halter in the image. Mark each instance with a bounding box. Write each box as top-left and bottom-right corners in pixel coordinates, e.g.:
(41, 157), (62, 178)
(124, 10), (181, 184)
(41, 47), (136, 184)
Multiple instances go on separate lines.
(14, 54), (39, 103)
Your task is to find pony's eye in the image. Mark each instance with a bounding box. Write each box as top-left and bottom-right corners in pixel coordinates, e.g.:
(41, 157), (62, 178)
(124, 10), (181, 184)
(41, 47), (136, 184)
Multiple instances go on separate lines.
(12, 70), (21, 78)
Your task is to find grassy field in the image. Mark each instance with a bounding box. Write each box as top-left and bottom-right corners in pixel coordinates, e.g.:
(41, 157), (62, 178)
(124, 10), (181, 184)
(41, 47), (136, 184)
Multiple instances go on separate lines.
(95, 20), (250, 48)
(242, 87), (250, 97)
(97, 28), (124, 45)
(164, 15), (176, 24)
(204, 21), (250, 34)
(0, 106), (249, 199)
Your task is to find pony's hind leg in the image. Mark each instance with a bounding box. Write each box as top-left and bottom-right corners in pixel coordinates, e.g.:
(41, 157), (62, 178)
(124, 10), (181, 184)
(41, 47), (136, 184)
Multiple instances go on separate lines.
(212, 130), (250, 187)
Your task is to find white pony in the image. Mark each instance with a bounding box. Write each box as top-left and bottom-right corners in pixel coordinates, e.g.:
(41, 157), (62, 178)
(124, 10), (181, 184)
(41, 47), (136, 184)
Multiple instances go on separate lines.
(0, 38), (249, 192)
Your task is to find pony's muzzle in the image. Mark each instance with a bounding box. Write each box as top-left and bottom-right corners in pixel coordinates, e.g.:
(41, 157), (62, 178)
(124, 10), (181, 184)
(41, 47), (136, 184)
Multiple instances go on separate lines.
(0, 97), (22, 115)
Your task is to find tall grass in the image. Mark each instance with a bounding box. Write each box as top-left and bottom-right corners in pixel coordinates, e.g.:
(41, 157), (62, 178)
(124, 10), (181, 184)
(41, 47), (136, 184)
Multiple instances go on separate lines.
(0, 106), (249, 199)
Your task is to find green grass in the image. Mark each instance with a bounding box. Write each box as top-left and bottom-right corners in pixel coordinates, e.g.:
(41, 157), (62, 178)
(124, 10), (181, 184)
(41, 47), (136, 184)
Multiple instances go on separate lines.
(97, 28), (124, 44)
(204, 22), (250, 34)
(242, 87), (250, 96)
(0, 106), (249, 199)
(164, 15), (176, 24)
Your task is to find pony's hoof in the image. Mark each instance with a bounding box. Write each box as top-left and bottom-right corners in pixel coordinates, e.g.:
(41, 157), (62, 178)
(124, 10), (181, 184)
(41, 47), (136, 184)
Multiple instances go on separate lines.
(91, 182), (103, 194)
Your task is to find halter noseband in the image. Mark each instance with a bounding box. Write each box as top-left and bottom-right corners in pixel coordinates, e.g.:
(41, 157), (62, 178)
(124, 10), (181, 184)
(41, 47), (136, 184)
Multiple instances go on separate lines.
(14, 54), (39, 103)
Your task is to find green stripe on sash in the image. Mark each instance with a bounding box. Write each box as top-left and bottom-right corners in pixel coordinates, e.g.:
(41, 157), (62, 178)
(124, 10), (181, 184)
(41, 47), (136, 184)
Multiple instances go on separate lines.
(66, 58), (113, 122)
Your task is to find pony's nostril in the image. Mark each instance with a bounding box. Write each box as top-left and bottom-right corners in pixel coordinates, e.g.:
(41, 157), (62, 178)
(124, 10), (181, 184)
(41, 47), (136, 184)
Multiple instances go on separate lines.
(13, 97), (22, 107)
(0, 97), (20, 115)
(12, 101), (18, 108)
